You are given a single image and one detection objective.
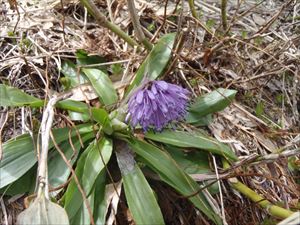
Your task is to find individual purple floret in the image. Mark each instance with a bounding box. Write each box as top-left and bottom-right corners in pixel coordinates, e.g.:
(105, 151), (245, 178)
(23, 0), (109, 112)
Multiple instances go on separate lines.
(126, 80), (190, 131)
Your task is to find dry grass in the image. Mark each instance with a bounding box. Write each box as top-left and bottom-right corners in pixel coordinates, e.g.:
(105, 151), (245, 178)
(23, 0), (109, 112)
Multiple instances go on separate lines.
(0, 0), (299, 224)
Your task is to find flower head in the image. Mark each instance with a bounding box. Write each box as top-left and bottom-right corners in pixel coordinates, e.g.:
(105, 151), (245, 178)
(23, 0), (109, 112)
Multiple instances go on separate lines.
(126, 80), (190, 131)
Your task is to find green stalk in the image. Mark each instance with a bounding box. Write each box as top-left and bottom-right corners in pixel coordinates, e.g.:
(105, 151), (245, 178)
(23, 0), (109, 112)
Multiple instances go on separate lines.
(221, 0), (228, 30)
(188, 0), (198, 19)
(80, 0), (140, 48)
(223, 160), (294, 219)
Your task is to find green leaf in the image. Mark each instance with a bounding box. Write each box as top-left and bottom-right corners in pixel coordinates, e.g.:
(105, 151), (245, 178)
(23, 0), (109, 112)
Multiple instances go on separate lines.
(0, 84), (43, 107)
(0, 166), (36, 196)
(61, 60), (88, 88)
(82, 137), (112, 196)
(92, 171), (107, 224)
(127, 138), (222, 225)
(17, 196), (69, 225)
(56, 100), (89, 113)
(123, 165), (165, 225)
(126, 33), (176, 95)
(82, 68), (118, 106)
(189, 88), (237, 116)
(165, 146), (211, 174)
(0, 134), (36, 189)
(91, 108), (113, 135)
(48, 133), (94, 189)
(64, 144), (90, 219)
(0, 124), (94, 188)
(165, 146), (219, 195)
(76, 50), (105, 68)
(71, 170), (106, 225)
(186, 113), (213, 126)
(64, 137), (112, 220)
(71, 192), (94, 225)
(68, 111), (90, 122)
(145, 129), (237, 161)
(116, 146), (164, 225)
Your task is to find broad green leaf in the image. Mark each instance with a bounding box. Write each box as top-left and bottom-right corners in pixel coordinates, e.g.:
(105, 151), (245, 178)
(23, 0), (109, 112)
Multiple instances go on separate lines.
(145, 129), (237, 161)
(0, 134), (36, 189)
(116, 146), (164, 225)
(189, 88), (237, 116)
(92, 171), (107, 224)
(166, 146), (211, 174)
(127, 138), (222, 225)
(61, 60), (88, 87)
(0, 166), (36, 196)
(82, 68), (118, 106)
(186, 113), (213, 126)
(64, 137), (112, 219)
(123, 165), (165, 224)
(82, 137), (112, 196)
(126, 33), (176, 95)
(68, 111), (90, 122)
(71, 192), (94, 225)
(0, 124), (94, 188)
(71, 170), (106, 225)
(48, 133), (94, 189)
(56, 99), (89, 113)
(64, 144), (90, 219)
(165, 146), (219, 195)
(17, 195), (69, 225)
(0, 84), (43, 107)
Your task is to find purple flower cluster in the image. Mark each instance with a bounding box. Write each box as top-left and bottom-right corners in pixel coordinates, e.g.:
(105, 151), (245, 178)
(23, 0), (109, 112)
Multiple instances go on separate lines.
(126, 80), (190, 131)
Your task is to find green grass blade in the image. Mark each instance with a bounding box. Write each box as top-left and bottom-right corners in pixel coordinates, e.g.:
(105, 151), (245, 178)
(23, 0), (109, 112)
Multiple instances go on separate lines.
(145, 129), (237, 161)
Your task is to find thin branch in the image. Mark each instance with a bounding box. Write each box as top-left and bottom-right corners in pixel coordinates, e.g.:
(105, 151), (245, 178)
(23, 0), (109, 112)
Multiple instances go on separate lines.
(127, 0), (152, 50)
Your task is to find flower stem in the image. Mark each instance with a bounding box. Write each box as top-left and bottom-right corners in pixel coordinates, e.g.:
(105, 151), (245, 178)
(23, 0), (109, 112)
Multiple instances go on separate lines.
(223, 160), (294, 219)
(80, 0), (140, 48)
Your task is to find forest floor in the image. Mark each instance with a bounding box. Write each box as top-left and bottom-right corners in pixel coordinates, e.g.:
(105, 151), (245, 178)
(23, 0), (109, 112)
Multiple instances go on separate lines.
(0, 0), (299, 224)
